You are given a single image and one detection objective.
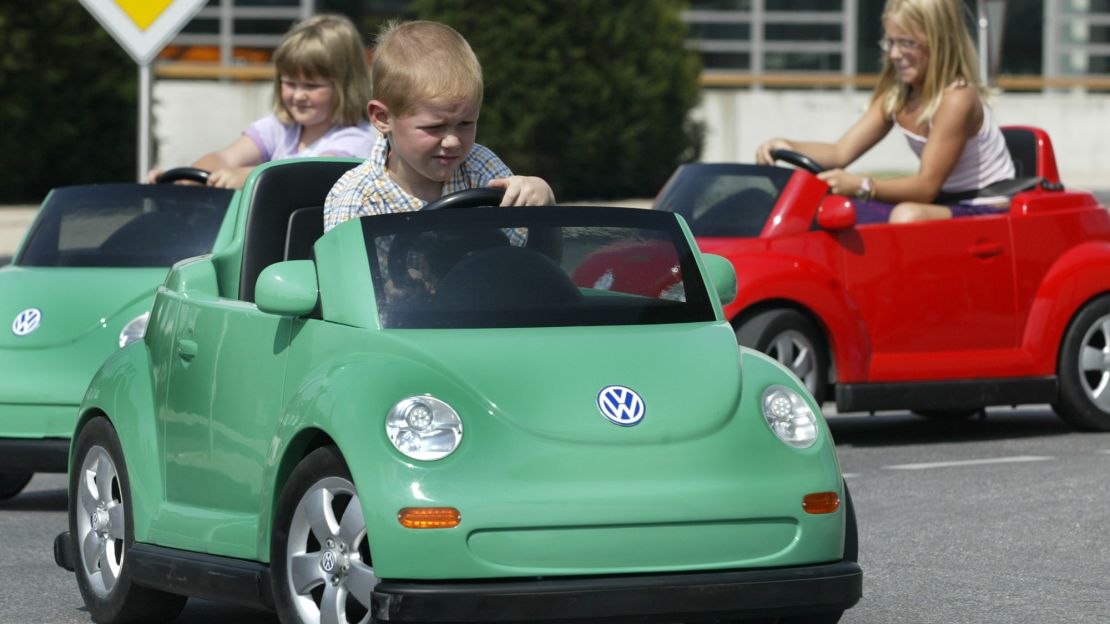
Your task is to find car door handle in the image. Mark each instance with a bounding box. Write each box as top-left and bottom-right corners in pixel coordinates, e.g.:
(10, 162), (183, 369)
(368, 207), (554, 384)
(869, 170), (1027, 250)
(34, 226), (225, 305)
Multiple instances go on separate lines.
(176, 339), (198, 360)
(969, 241), (1003, 258)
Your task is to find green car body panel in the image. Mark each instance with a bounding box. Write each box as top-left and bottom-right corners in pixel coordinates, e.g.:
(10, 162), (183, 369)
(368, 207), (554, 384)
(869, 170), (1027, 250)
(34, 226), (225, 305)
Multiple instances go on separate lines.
(0, 181), (235, 487)
(62, 159), (859, 621)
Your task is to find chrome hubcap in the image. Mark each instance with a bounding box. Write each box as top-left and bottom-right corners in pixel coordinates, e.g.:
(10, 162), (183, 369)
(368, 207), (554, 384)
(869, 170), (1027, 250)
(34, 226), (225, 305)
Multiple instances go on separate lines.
(768, 329), (819, 396)
(75, 445), (125, 597)
(1078, 315), (1110, 412)
(286, 476), (376, 624)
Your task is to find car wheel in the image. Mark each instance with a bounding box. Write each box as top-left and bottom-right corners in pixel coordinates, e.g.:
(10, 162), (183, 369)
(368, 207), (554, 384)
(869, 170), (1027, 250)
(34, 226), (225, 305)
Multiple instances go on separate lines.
(69, 417), (187, 623)
(272, 446), (376, 624)
(735, 309), (828, 404)
(1054, 295), (1110, 431)
(0, 472), (32, 499)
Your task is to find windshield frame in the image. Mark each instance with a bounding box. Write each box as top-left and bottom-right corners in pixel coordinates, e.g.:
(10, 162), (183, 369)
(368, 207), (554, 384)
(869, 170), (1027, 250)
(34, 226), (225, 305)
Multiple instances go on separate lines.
(655, 163), (793, 238)
(358, 206), (718, 330)
(15, 183), (233, 268)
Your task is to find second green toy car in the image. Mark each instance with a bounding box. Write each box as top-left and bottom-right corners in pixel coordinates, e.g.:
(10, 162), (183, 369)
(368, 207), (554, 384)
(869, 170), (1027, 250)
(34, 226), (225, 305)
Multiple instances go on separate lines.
(54, 160), (860, 623)
(0, 171), (232, 499)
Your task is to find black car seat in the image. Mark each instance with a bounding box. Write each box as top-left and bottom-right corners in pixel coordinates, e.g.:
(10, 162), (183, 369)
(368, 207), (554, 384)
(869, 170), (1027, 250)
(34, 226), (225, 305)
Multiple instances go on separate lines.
(238, 160), (358, 302)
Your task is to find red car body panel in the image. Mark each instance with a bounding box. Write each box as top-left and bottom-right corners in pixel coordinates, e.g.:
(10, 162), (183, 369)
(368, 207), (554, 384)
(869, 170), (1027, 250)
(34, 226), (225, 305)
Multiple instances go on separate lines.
(656, 126), (1110, 416)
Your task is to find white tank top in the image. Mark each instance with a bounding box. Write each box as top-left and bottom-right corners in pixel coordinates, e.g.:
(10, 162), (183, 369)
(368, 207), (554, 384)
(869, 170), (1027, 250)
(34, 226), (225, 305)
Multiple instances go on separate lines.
(896, 101), (1015, 193)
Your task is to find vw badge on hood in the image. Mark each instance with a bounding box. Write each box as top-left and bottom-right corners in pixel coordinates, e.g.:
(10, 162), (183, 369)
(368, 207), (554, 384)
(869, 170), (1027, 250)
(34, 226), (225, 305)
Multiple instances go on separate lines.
(597, 385), (645, 426)
(12, 308), (42, 336)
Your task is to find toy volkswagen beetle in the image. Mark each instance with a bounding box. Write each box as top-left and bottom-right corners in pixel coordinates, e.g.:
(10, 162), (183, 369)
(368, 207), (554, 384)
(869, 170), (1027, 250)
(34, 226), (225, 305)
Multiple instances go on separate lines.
(656, 126), (1110, 430)
(54, 159), (860, 623)
(0, 169), (232, 499)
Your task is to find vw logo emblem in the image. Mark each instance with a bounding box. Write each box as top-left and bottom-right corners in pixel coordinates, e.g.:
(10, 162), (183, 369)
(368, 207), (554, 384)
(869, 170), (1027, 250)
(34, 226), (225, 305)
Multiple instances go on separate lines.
(597, 385), (645, 426)
(321, 550), (336, 573)
(11, 308), (42, 336)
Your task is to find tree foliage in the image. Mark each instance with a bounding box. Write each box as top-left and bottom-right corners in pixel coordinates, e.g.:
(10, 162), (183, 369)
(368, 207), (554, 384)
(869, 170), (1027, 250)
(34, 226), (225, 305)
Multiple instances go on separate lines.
(412, 0), (703, 200)
(0, 1), (137, 201)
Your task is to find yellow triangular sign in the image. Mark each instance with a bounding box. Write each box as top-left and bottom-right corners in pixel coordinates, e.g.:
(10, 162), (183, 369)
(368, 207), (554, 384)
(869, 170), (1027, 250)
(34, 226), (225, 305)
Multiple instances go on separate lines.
(114, 0), (174, 31)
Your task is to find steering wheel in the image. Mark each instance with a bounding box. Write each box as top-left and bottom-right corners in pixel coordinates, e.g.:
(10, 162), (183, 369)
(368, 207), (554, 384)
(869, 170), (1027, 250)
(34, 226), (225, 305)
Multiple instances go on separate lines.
(768, 149), (824, 174)
(156, 167), (210, 185)
(423, 187), (505, 211)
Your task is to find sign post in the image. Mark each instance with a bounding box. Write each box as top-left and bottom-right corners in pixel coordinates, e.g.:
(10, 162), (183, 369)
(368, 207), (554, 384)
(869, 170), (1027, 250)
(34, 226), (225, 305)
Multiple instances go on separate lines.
(78, 0), (209, 181)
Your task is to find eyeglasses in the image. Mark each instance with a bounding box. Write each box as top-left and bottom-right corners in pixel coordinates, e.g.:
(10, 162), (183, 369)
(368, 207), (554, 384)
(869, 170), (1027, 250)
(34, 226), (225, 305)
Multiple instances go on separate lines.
(878, 37), (924, 52)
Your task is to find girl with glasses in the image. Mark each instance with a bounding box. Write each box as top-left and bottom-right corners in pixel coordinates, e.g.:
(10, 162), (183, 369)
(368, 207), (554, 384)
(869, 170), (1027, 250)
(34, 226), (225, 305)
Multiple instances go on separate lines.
(755, 0), (1014, 223)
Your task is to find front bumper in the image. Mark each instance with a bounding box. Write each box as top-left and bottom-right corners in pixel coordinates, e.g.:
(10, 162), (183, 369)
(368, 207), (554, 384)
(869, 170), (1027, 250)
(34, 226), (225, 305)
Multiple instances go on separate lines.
(372, 560), (862, 622)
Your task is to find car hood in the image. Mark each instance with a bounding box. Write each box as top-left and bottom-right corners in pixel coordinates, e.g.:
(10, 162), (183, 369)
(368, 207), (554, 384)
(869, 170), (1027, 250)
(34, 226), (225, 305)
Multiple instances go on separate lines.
(392, 322), (743, 444)
(0, 265), (168, 348)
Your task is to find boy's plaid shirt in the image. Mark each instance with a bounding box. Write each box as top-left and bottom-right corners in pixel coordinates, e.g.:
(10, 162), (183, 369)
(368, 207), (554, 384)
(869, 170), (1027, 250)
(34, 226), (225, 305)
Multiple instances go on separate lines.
(323, 134), (512, 232)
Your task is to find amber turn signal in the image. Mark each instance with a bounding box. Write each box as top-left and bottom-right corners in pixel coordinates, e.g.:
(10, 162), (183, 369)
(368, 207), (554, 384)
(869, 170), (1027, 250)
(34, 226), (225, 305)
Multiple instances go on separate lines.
(802, 492), (840, 514)
(398, 507), (461, 528)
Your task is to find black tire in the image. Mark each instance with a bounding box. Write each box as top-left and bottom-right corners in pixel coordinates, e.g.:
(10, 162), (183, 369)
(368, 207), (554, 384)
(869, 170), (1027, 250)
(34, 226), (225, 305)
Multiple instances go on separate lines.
(1054, 295), (1110, 431)
(69, 417), (187, 623)
(735, 309), (829, 404)
(272, 446), (375, 624)
(0, 472), (32, 499)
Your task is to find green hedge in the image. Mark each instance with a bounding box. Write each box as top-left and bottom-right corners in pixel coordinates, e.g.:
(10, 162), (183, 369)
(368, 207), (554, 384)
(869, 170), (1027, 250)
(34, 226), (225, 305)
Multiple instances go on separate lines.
(0, 1), (137, 202)
(413, 0), (703, 200)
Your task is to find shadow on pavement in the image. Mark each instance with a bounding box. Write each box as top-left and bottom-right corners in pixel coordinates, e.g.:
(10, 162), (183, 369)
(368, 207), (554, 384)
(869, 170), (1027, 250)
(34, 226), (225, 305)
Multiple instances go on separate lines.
(824, 405), (1082, 447)
(0, 487), (67, 512)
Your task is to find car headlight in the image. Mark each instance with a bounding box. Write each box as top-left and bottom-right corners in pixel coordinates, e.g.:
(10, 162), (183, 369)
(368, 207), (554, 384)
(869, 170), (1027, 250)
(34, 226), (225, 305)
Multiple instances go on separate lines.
(386, 395), (463, 461)
(118, 312), (150, 349)
(761, 385), (818, 448)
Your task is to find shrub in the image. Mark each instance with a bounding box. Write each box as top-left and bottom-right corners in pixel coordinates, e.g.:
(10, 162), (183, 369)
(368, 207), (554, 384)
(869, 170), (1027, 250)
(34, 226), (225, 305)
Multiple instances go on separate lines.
(0, 1), (137, 202)
(412, 0), (703, 200)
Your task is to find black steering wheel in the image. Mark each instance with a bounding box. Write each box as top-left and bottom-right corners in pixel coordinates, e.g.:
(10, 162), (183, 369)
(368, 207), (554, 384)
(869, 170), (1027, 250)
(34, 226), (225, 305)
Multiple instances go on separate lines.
(769, 149), (824, 174)
(423, 187), (505, 211)
(156, 167), (210, 185)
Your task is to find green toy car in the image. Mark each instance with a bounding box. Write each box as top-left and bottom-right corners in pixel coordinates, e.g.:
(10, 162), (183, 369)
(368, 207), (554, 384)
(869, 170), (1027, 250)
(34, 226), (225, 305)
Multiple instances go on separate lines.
(0, 170), (232, 499)
(54, 159), (861, 623)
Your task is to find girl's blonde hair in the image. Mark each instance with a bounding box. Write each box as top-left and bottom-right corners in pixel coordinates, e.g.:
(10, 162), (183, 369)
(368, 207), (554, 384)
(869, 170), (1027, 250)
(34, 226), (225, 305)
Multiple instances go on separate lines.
(874, 0), (985, 126)
(272, 13), (372, 127)
(371, 20), (483, 118)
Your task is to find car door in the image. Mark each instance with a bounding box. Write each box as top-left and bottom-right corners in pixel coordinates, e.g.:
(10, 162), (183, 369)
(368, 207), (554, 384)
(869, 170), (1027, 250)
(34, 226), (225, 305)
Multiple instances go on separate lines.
(159, 294), (292, 550)
(834, 215), (1016, 381)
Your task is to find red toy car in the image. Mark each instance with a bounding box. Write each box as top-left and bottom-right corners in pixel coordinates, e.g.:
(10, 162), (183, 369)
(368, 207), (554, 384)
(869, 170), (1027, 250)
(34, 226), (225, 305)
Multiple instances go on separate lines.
(655, 126), (1110, 430)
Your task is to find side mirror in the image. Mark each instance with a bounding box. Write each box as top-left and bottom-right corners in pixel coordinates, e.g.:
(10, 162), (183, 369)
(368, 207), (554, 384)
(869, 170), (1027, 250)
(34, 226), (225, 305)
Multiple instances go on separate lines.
(702, 254), (737, 306)
(256, 260), (319, 317)
(817, 195), (857, 231)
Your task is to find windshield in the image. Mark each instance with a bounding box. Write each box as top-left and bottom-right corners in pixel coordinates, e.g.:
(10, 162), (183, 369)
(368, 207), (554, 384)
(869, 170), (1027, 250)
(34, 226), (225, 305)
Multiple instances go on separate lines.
(654, 164), (792, 237)
(360, 206), (716, 329)
(16, 184), (232, 268)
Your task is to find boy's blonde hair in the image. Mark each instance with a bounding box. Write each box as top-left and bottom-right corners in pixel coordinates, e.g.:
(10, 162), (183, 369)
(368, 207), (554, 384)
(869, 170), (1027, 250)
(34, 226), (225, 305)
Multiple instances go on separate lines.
(272, 13), (372, 127)
(875, 0), (985, 126)
(371, 21), (483, 117)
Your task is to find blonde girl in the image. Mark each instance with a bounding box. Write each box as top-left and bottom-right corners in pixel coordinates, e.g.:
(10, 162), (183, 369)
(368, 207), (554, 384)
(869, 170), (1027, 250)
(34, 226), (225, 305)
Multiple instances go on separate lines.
(149, 13), (375, 189)
(756, 0), (1014, 222)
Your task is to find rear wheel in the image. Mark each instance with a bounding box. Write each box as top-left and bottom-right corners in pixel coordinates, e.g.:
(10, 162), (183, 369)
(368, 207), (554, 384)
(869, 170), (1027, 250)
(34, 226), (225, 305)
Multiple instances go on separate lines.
(70, 417), (187, 623)
(1054, 295), (1110, 431)
(736, 309), (828, 404)
(0, 472), (32, 499)
(272, 446), (376, 624)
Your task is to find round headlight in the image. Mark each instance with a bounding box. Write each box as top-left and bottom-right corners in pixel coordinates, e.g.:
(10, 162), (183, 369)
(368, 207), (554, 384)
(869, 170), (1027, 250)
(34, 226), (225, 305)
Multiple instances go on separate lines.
(761, 385), (818, 448)
(118, 312), (150, 349)
(386, 396), (463, 461)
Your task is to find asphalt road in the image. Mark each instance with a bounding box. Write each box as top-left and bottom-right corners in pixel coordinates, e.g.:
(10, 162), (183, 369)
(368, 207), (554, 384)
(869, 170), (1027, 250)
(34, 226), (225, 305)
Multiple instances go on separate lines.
(5, 405), (1110, 623)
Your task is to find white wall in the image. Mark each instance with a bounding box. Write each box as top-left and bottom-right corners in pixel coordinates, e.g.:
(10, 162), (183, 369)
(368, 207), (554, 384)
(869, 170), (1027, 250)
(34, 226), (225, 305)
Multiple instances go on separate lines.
(151, 81), (1110, 190)
(153, 81), (272, 170)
